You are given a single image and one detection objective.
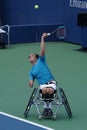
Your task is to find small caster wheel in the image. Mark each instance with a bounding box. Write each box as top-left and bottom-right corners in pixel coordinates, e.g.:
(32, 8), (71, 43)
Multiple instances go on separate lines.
(39, 115), (42, 120)
(53, 116), (56, 121)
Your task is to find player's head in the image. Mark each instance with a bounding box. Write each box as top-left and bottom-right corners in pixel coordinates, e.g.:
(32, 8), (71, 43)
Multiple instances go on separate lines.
(28, 53), (39, 64)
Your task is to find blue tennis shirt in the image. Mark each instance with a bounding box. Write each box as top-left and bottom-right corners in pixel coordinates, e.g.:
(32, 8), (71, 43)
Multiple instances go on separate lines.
(29, 56), (55, 85)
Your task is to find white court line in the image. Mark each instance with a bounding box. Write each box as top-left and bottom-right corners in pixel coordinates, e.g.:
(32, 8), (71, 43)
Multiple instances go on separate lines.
(0, 112), (54, 130)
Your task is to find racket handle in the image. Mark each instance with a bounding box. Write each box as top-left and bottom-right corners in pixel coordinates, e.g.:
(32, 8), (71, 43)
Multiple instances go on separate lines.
(47, 33), (51, 36)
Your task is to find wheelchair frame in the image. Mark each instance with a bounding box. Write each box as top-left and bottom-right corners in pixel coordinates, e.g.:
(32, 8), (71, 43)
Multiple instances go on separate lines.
(24, 87), (72, 120)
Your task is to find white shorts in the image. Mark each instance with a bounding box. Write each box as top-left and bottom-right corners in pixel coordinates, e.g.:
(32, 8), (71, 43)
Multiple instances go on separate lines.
(40, 83), (57, 90)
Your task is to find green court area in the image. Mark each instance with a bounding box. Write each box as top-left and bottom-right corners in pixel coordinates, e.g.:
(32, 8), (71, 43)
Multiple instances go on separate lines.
(0, 42), (87, 130)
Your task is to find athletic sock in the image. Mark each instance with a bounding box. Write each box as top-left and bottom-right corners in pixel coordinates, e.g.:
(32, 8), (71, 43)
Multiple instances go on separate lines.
(48, 102), (52, 109)
(43, 102), (52, 109)
(43, 101), (48, 109)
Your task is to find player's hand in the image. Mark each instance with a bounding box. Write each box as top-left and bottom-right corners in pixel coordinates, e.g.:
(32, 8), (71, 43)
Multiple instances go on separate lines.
(41, 33), (48, 39)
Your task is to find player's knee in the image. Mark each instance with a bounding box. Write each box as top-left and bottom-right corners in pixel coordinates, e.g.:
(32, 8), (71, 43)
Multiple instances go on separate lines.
(47, 88), (54, 94)
(42, 88), (47, 94)
(42, 87), (55, 95)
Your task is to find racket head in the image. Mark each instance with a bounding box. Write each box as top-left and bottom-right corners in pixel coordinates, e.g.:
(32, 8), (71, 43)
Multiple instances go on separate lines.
(56, 25), (67, 39)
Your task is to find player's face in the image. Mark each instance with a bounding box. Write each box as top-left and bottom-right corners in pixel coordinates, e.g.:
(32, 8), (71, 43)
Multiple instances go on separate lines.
(28, 53), (37, 63)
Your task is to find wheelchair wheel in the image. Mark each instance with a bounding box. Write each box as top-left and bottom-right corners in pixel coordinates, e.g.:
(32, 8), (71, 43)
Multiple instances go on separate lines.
(24, 88), (37, 118)
(59, 88), (72, 118)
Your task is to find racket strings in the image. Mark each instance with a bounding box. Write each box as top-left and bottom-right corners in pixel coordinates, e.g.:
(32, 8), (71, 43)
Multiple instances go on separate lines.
(56, 26), (67, 39)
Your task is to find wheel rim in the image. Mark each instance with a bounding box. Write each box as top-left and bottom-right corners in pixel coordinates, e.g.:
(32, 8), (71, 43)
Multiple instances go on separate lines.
(59, 88), (72, 118)
(24, 88), (37, 118)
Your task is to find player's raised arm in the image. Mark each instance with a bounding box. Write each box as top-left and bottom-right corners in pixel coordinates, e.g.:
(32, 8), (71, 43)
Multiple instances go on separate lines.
(40, 33), (48, 56)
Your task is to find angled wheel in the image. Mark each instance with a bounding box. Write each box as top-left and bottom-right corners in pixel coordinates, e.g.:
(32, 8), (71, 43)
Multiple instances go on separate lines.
(59, 88), (72, 118)
(24, 88), (37, 118)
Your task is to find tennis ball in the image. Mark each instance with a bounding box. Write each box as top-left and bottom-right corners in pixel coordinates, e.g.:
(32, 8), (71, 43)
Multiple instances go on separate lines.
(34, 4), (39, 9)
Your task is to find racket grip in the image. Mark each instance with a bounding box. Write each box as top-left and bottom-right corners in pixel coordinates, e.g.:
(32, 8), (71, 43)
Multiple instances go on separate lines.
(47, 33), (51, 36)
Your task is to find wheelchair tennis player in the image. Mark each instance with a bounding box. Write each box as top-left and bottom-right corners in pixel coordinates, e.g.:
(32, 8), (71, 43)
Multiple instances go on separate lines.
(28, 33), (57, 117)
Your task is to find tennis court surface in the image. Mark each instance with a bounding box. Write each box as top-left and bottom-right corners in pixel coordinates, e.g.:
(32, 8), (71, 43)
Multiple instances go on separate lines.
(0, 112), (53, 130)
(0, 42), (87, 130)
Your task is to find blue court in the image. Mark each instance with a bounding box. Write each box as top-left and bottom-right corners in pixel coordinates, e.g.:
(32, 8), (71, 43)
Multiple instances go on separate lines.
(0, 112), (54, 130)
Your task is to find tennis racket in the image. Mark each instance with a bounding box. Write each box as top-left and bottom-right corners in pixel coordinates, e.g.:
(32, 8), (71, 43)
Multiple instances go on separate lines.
(47, 25), (67, 39)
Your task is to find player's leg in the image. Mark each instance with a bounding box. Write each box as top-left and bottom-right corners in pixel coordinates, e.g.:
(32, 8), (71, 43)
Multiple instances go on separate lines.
(40, 84), (57, 117)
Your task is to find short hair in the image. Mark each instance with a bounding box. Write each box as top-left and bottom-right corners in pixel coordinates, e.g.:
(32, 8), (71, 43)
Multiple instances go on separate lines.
(34, 53), (39, 59)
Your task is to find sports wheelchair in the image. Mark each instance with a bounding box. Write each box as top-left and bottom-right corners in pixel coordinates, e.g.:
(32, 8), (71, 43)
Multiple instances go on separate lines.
(24, 87), (72, 120)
